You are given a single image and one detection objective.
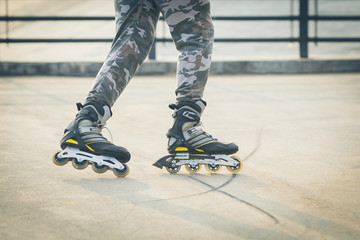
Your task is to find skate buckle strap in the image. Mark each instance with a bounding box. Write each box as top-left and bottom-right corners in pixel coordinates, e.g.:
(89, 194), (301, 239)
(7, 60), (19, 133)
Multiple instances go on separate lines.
(79, 126), (100, 134)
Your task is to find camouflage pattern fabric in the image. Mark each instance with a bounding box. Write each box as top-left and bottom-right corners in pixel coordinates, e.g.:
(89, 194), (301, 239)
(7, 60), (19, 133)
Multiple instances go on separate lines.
(87, 0), (214, 107)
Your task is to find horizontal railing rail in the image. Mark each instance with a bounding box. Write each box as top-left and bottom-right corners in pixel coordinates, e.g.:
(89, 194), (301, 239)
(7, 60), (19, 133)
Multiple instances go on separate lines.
(1, 15), (360, 21)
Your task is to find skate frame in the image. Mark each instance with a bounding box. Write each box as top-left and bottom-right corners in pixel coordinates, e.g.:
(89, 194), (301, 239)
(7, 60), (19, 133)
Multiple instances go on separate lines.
(58, 147), (126, 170)
(154, 153), (238, 169)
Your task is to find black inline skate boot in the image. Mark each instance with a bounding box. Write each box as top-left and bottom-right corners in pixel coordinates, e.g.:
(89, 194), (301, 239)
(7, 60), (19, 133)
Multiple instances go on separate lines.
(52, 101), (130, 177)
(153, 100), (243, 174)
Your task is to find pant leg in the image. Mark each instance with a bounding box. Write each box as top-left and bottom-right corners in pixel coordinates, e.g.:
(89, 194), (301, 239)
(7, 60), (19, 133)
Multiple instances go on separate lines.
(87, 0), (160, 107)
(156, 0), (214, 102)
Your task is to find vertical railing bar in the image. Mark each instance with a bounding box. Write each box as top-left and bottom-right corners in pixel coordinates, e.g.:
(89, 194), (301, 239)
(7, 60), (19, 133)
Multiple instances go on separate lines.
(314, 0), (318, 45)
(299, 0), (309, 58)
(290, 0), (294, 42)
(5, 0), (9, 44)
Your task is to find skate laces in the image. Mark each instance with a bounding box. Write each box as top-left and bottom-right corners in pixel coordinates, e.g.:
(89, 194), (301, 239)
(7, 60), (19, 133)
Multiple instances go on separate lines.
(96, 122), (114, 143)
(78, 120), (114, 143)
(102, 126), (114, 143)
(187, 122), (217, 141)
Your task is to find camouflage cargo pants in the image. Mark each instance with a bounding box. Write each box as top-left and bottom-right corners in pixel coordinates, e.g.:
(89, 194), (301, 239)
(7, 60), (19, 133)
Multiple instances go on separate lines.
(87, 0), (214, 107)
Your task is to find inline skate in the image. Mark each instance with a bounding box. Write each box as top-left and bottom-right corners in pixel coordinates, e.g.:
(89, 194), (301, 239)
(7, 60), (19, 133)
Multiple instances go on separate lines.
(52, 101), (131, 177)
(153, 100), (242, 174)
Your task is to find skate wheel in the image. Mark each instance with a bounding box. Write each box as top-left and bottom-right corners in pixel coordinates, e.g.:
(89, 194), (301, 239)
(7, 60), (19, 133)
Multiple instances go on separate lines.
(72, 158), (89, 170)
(185, 163), (202, 174)
(52, 151), (69, 166)
(113, 163), (130, 177)
(205, 163), (222, 174)
(92, 163), (109, 174)
(166, 166), (181, 174)
(226, 156), (243, 173)
(165, 157), (181, 174)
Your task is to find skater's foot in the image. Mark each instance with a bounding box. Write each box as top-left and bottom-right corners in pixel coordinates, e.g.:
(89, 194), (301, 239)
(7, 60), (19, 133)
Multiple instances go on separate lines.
(60, 101), (130, 162)
(167, 100), (238, 155)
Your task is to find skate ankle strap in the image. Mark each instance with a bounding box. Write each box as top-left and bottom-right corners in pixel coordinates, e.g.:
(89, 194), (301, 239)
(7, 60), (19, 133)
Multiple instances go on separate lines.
(76, 102), (84, 111)
(169, 100), (204, 113)
(78, 107), (100, 123)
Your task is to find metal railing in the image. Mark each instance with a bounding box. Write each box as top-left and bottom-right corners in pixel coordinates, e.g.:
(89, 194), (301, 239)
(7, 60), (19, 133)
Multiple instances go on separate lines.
(0, 0), (359, 59)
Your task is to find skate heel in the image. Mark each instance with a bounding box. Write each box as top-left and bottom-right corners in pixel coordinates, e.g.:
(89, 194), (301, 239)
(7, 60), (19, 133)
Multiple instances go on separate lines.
(152, 155), (171, 169)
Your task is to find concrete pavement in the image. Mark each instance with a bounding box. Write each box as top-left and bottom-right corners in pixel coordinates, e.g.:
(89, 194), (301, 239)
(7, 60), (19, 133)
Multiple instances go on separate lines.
(0, 74), (360, 239)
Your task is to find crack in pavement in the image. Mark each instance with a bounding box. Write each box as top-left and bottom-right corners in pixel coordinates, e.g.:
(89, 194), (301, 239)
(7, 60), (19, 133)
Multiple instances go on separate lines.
(189, 174), (279, 224)
(188, 125), (279, 224)
(138, 125), (279, 224)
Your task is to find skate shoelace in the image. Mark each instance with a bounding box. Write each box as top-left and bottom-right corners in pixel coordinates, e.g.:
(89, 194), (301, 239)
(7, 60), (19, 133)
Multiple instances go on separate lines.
(187, 123), (218, 147)
(102, 126), (114, 143)
(96, 122), (114, 143)
(80, 121), (114, 144)
(199, 122), (217, 140)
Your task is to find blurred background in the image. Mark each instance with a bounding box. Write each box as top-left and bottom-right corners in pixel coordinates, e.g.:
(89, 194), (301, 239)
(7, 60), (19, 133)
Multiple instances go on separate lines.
(0, 0), (359, 62)
(1, 1), (360, 239)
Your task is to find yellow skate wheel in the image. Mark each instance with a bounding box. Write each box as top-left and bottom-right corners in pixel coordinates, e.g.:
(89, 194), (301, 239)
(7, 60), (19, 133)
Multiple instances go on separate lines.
(165, 157), (181, 174)
(92, 163), (109, 174)
(113, 163), (130, 177)
(226, 156), (243, 173)
(52, 151), (69, 166)
(205, 163), (222, 174)
(185, 163), (202, 174)
(72, 158), (89, 170)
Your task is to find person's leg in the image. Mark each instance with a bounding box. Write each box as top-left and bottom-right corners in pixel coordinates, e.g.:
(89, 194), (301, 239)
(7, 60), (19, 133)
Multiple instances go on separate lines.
(87, 0), (160, 107)
(157, 0), (214, 102)
(156, 0), (238, 156)
(54, 0), (161, 175)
